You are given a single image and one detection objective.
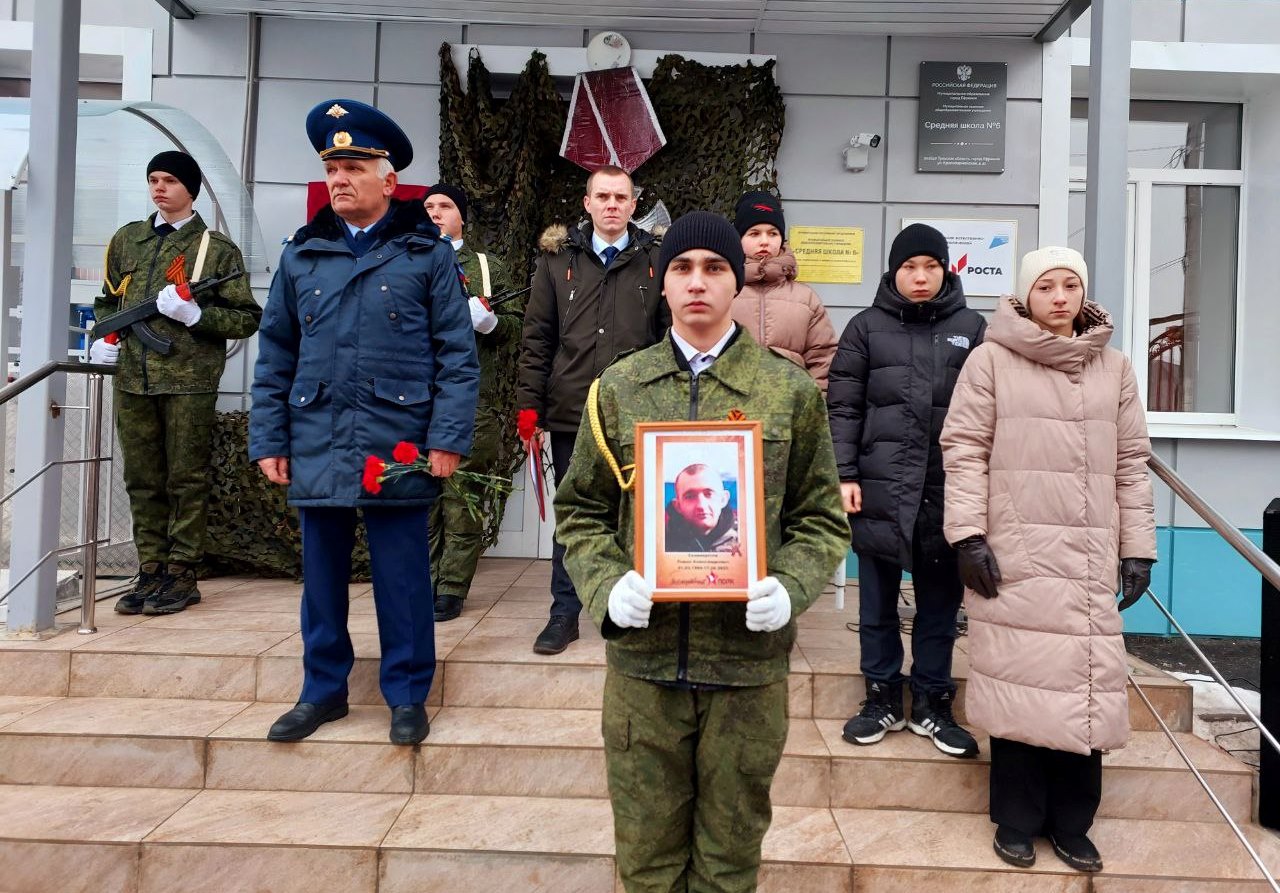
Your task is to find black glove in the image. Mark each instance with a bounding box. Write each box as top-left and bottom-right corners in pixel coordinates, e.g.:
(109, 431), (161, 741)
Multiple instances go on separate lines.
(953, 535), (1001, 599)
(1118, 557), (1155, 611)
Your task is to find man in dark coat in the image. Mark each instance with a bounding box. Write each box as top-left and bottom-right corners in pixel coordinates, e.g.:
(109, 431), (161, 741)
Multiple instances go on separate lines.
(827, 223), (986, 759)
(249, 99), (479, 745)
(517, 164), (669, 655)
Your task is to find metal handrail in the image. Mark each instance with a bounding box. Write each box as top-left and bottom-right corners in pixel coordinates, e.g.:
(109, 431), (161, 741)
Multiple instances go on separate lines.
(1, 361), (115, 635)
(1148, 453), (1280, 593)
(1129, 669), (1279, 891)
(1136, 457), (1280, 884)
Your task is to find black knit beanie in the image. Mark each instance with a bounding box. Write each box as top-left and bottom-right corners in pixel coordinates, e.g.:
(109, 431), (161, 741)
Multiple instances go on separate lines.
(147, 151), (202, 201)
(889, 223), (949, 273)
(658, 211), (746, 292)
(423, 183), (468, 224)
(733, 190), (785, 236)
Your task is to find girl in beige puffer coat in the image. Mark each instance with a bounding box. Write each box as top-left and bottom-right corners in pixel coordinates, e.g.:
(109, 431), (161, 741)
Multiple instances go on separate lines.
(731, 191), (837, 392)
(940, 247), (1157, 874)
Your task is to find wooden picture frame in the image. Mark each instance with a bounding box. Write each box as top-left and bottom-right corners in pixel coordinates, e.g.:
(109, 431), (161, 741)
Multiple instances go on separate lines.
(633, 420), (766, 602)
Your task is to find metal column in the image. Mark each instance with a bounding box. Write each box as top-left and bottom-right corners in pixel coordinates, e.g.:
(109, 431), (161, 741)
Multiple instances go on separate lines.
(6, 0), (81, 632)
(1083, 0), (1132, 344)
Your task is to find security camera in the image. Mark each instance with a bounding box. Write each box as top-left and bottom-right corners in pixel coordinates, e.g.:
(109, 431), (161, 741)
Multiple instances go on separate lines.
(843, 133), (882, 172)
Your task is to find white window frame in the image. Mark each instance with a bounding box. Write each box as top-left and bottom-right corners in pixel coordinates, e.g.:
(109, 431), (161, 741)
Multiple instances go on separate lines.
(1068, 131), (1247, 427)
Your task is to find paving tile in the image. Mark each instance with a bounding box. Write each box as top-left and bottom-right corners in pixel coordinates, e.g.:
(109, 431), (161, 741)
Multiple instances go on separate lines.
(418, 743), (608, 799)
(0, 651), (69, 696)
(447, 634), (606, 667)
(0, 784), (197, 842)
(443, 662), (605, 710)
(851, 867), (1087, 892)
(762, 806), (852, 864)
(0, 841), (140, 893)
(140, 844), (377, 893)
(0, 695), (61, 729)
(383, 794), (615, 854)
(146, 789), (408, 847)
(71, 626), (292, 657)
(0, 733), (205, 788)
(2, 696), (249, 737)
(380, 850), (614, 893)
(426, 706), (602, 748)
(195, 591), (304, 614)
(70, 653), (256, 700)
(138, 610), (301, 633)
(759, 863), (853, 892)
(206, 738), (415, 793)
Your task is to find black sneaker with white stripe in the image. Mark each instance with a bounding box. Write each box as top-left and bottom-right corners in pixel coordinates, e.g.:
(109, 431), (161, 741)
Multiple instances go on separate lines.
(908, 689), (979, 758)
(841, 680), (906, 746)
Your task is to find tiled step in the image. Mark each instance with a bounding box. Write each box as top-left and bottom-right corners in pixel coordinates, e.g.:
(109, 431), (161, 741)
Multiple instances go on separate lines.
(0, 696), (1249, 823)
(1, 785), (1276, 893)
(5, 574), (1195, 735)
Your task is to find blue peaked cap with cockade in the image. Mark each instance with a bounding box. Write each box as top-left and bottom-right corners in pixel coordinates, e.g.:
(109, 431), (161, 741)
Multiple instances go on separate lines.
(305, 98), (414, 172)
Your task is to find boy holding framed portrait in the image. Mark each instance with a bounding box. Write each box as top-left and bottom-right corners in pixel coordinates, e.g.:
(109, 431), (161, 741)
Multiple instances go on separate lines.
(555, 211), (848, 893)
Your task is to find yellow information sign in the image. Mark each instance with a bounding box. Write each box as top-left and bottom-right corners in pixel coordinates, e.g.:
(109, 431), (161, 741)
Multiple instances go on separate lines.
(789, 226), (864, 284)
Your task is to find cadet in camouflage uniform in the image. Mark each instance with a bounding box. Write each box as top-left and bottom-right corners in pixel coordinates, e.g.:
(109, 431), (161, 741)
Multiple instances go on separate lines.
(422, 184), (524, 622)
(555, 212), (848, 893)
(89, 151), (261, 615)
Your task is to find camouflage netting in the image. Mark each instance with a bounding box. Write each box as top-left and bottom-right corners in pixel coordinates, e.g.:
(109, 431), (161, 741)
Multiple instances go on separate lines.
(438, 44), (786, 285)
(201, 411), (372, 580)
(437, 46), (784, 546)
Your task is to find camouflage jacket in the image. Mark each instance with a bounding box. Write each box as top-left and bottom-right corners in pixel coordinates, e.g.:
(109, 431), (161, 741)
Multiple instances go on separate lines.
(456, 243), (522, 406)
(555, 327), (849, 687)
(94, 213), (261, 395)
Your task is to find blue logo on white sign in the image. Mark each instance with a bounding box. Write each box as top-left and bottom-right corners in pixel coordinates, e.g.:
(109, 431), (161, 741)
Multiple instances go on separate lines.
(989, 235), (1010, 249)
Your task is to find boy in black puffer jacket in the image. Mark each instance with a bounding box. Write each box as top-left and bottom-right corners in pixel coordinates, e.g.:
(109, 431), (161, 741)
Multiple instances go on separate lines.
(827, 223), (986, 759)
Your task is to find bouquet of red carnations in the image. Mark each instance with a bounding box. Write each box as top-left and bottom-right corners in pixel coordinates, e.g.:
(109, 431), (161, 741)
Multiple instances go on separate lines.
(362, 441), (512, 521)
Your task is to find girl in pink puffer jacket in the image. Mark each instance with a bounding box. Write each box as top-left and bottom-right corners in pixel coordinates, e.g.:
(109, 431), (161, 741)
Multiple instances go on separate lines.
(730, 191), (837, 393)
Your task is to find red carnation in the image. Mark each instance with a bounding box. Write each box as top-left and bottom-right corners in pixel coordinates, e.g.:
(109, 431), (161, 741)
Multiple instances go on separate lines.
(517, 409), (539, 441)
(392, 441), (420, 464)
(362, 455), (387, 494)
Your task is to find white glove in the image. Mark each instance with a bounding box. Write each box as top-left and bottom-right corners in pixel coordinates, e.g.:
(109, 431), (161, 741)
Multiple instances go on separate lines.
(88, 338), (119, 365)
(468, 296), (498, 334)
(156, 284), (202, 327)
(745, 576), (792, 633)
(608, 570), (655, 629)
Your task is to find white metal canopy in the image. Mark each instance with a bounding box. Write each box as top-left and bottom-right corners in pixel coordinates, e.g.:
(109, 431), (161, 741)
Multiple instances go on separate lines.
(155, 0), (1085, 40)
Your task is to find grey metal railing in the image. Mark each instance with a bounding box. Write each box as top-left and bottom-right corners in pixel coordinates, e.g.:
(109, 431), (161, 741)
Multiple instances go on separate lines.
(0, 360), (115, 634)
(1132, 455), (1280, 888)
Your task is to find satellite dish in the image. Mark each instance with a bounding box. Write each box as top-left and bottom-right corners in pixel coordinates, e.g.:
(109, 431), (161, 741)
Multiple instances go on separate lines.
(586, 31), (632, 71)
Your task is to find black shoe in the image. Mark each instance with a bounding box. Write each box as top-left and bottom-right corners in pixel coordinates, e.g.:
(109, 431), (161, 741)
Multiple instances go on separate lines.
(533, 615), (579, 655)
(994, 826), (1036, 867)
(434, 594), (464, 622)
(267, 702), (349, 742)
(908, 689), (980, 758)
(841, 681), (906, 745)
(1049, 832), (1103, 872)
(114, 562), (165, 614)
(389, 704), (429, 745)
(143, 563), (202, 615)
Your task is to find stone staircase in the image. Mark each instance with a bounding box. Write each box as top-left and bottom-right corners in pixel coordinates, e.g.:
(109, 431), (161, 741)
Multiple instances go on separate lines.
(0, 557), (1276, 892)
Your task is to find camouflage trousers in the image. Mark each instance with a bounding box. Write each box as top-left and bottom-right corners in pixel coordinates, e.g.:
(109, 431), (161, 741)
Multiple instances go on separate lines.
(603, 670), (789, 893)
(428, 408), (502, 598)
(115, 389), (218, 566)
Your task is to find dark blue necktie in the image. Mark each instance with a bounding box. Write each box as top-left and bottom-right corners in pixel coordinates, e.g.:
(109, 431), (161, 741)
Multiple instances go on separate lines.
(351, 229), (369, 258)
(155, 223), (175, 237)
(602, 245), (620, 268)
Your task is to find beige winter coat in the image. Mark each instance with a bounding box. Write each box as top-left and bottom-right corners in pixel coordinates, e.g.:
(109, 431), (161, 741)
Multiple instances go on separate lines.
(940, 297), (1156, 754)
(731, 250), (837, 392)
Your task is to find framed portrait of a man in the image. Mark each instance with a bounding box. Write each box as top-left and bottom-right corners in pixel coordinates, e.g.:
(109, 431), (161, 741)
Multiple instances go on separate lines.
(633, 420), (766, 601)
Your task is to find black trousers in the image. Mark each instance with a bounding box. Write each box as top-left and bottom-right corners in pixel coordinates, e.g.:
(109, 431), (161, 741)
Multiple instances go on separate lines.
(989, 736), (1103, 837)
(548, 430), (581, 619)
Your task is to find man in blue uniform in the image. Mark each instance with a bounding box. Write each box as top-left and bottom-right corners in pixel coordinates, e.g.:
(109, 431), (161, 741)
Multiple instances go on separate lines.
(250, 99), (479, 745)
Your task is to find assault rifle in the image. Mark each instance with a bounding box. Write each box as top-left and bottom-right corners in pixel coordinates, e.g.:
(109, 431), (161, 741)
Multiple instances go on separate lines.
(479, 284), (532, 310)
(94, 269), (245, 356)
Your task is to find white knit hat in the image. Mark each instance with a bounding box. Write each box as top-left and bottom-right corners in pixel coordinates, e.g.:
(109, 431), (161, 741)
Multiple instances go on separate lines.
(1017, 246), (1089, 300)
